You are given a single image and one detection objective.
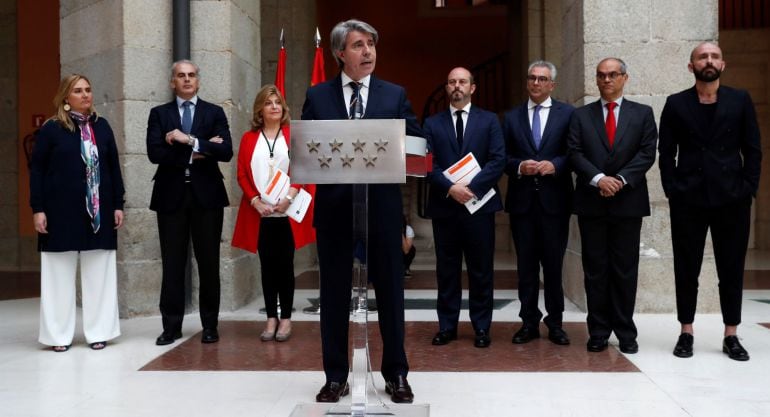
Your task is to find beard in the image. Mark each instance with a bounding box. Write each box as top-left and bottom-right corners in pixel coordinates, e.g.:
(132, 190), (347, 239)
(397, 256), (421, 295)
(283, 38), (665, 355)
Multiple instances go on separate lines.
(693, 65), (722, 82)
(450, 89), (466, 103)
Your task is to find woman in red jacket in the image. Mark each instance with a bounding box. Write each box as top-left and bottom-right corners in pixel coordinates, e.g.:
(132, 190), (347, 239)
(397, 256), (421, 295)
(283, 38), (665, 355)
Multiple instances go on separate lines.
(232, 85), (314, 342)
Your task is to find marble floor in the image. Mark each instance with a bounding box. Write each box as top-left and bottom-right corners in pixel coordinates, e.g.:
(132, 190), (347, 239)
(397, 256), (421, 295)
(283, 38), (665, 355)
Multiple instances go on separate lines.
(2, 253), (770, 416)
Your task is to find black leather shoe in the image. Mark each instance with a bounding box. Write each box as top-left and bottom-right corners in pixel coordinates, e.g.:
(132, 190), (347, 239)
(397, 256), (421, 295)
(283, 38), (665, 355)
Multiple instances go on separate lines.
(431, 330), (457, 346)
(586, 336), (608, 352)
(385, 375), (414, 403)
(547, 327), (570, 345)
(673, 333), (694, 358)
(155, 331), (182, 346)
(201, 328), (219, 344)
(512, 326), (540, 344)
(474, 330), (491, 348)
(723, 335), (749, 361)
(619, 340), (639, 354)
(316, 381), (349, 403)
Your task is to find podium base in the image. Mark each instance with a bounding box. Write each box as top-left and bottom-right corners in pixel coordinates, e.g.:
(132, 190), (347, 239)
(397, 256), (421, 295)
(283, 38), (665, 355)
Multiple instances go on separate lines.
(290, 403), (429, 417)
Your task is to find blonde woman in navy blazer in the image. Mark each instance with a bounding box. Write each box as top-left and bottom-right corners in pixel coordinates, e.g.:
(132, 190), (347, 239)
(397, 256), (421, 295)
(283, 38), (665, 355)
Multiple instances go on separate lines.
(30, 74), (125, 352)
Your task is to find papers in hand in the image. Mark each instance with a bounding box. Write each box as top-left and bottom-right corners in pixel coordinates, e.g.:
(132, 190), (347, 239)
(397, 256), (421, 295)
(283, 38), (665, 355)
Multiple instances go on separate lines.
(442, 152), (496, 214)
(260, 169), (291, 205)
(286, 188), (312, 223)
(260, 168), (312, 223)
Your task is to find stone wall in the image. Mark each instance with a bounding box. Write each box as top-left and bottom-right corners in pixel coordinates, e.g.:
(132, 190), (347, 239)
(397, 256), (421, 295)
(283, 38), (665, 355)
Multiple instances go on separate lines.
(60, 0), (261, 317)
(720, 29), (770, 250)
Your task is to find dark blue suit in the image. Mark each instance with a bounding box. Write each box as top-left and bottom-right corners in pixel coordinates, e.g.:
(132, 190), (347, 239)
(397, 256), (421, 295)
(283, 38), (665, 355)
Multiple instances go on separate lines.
(301, 74), (422, 383)
(503, 99), (574, 329)
(567, 98), (657, 343)
(146, 98), (233, 333)
(424, 105), (505, 334)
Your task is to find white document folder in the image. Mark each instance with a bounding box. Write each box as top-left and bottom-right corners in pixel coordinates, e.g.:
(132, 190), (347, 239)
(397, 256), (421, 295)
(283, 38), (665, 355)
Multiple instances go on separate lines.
(442, 152), (496, 214)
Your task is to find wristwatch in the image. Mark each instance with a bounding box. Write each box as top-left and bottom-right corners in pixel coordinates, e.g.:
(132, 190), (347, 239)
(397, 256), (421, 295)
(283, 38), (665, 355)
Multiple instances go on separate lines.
(187, 135), (197, 146)
(285, 194), (294, 203)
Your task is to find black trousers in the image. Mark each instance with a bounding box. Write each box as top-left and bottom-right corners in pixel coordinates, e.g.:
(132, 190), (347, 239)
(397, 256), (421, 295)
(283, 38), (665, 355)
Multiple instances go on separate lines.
(578, 215), (642, 342)
(316, 216), (408, 383)
(670, 197), (751, 325)
(403, 246), (416, 272)
(157, 184), (223, 332)
(257, 217), (295, 319)
(432, 212), (495, 333)
(510, 202), (569, 329)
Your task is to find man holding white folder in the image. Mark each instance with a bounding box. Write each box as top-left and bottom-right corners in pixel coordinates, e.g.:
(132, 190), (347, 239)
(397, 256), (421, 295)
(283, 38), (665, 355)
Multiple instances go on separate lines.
(424, 67), (505, 348)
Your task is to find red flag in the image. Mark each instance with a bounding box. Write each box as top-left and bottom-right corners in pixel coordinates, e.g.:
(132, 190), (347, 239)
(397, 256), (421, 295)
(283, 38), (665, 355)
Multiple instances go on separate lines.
(311, 45), (325, 86)
(275, 46), (286, 96)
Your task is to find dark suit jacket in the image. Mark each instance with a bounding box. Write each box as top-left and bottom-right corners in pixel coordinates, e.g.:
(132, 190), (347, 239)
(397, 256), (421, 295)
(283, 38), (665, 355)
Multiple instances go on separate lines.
(301, 74), (423, 229)
(423, 105), (505, 219)
(567, 98), (657, 217)
(503, 99), (574, 215)
(30, 116), (125, 252)
(658, 85), (762, 206)
(146, 98), (233, 213)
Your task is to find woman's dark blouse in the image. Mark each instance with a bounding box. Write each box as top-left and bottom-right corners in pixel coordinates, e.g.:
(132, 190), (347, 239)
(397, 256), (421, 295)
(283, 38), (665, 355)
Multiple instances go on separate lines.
(29, 116), (125, 252)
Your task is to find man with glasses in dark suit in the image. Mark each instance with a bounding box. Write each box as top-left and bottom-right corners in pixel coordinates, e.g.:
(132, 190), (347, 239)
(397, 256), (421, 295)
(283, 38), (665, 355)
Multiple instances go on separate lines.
(503, 60), (574, 347)
(567, 57), (657, 355)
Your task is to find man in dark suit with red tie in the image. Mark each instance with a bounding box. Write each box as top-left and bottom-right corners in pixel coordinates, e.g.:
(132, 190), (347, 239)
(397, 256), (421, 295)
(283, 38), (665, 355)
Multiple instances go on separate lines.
(301, 19), (421, 404)
(503, 61), (574, 346)
(659, 42), (761, 361)
(146, 60), (233, 346)
(423, 67), (506, 349)
(567, 57), (657, 354)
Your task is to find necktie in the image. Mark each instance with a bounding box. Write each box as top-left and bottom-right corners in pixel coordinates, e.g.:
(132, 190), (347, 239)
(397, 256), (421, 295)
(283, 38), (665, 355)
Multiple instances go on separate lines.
(532, 105), (542, 149)
(455, 110), (464, 148)
(182, 101), (193, 133)
(349, 82), (363, 119)
(605, 101), (617, 148)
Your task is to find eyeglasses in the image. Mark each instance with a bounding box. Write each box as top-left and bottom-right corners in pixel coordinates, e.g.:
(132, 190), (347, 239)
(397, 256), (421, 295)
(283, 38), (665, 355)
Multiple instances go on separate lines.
(596, 71), (625, 81)
(526, 75), (551, 83)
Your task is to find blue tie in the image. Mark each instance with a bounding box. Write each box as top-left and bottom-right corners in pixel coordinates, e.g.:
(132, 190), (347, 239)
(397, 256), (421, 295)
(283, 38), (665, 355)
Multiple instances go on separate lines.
(349, 82), (363, 119)
(532, 105), (542, 149)
(182, 101), (193, 133)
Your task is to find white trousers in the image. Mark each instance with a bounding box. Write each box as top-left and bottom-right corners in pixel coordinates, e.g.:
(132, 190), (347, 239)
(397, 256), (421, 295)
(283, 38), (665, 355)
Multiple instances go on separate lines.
(39, 250), (121, 346)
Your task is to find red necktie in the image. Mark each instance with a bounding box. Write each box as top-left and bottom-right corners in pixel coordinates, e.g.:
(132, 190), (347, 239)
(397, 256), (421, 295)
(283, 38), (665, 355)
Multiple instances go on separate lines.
(605, 101), (617, 148)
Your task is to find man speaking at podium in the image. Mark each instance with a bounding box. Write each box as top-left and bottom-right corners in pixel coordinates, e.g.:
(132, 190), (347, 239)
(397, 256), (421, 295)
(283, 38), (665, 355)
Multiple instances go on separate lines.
(301, 19), (422, 404)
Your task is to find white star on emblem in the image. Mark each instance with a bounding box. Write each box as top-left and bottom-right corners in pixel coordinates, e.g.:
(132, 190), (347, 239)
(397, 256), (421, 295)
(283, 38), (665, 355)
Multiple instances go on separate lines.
(318, 154), (332, 168)
(363, 154), (378, 167)
(340, 154), (355, 167)
(352, 139), (366, 152)
(307, 140), (321, 153)
(329, 139), (343, 152)
(374, 139), (389, 152)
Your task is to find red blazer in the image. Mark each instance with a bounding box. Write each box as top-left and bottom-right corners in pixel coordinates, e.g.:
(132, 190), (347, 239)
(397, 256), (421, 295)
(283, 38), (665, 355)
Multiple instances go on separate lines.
(231, 126), (316, 253)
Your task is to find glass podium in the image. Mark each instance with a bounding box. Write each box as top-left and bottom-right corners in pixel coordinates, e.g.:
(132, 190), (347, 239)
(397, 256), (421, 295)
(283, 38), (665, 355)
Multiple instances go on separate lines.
(290, 120), (429, 417)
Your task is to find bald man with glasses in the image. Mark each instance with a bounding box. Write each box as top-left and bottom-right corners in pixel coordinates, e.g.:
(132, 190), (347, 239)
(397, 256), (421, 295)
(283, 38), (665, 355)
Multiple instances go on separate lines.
(567, 57), (657, 355)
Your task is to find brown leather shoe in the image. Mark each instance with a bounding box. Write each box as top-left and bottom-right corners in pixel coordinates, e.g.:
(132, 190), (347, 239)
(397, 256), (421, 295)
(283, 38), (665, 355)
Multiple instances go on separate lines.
(385, 375), (414, 403)
(315, 381), (349, 403)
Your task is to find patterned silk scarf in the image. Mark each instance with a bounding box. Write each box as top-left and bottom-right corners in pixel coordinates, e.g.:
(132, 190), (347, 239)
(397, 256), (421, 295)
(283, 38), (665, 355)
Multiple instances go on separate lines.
(71, 112), (101, 233)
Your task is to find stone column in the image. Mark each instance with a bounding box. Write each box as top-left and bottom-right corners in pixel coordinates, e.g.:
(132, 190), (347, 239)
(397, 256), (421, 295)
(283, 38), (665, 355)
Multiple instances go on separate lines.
(60, 0), (261, 317)
(559, 0), (721, 313)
